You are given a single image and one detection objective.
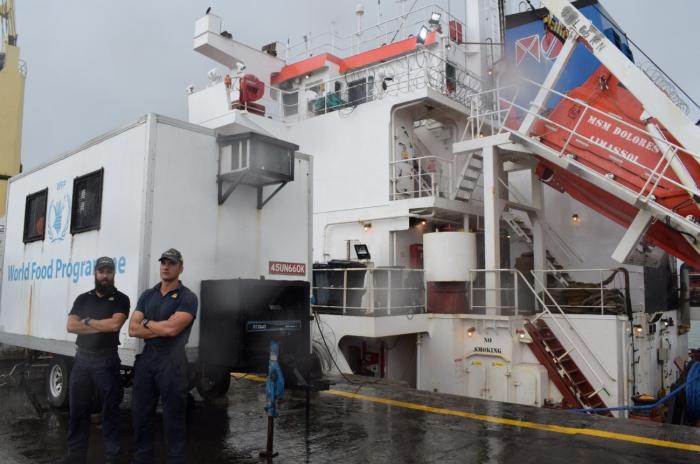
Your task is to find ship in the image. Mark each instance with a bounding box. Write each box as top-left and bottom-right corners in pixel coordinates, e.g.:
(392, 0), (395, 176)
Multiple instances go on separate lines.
(184, 0), (700, 425)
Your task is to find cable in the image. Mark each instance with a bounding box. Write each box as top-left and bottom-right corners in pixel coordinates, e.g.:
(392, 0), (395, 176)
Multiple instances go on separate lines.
(313, 309), (382, 388)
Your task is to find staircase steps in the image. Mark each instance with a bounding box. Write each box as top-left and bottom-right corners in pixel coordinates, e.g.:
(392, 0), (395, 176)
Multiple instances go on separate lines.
(451, 153), (484, 202)
(524, 318), (611, 416)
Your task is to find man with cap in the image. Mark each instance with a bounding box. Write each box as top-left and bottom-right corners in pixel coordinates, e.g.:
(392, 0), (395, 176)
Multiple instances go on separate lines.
(64, 256), (130, 464)
(128, 248), (198, 464)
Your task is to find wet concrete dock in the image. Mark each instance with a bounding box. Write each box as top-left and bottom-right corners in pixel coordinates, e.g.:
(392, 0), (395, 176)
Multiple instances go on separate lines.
(1, 359), (699, 463)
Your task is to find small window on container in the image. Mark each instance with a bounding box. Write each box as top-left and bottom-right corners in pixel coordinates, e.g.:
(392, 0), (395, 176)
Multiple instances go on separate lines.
(71, 168), (104, 234)
(23, 188), (48, 243)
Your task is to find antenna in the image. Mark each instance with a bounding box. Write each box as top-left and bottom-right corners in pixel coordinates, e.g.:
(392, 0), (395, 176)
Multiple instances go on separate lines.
(389, 0), (418, 44)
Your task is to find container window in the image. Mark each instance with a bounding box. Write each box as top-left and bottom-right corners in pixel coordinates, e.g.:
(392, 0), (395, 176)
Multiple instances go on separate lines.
(71, 168), (103, 234)
(23, 188), (48, 243)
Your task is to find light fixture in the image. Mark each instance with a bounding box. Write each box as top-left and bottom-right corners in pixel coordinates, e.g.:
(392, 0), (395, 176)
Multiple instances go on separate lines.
(633, 324), (644, 336)
(416, 25), (429, 45)
(467, 326), (476, 337)
(305, 73), (311, 79)
(571, 213), (581, 225)
(487, 68), (493, 76)
(515, 328), (532, 343)
(429, 12), (441, 25)
(421, 220), (427, 226)
(363, 222), (372, 231)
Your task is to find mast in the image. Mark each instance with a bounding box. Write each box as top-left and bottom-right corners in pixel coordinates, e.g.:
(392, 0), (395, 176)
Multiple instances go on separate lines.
(0, 0), (24, 216)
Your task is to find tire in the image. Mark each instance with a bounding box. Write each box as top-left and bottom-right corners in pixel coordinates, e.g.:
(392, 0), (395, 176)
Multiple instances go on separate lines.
(196, 365), (231, 401)
(46, 356), (72, 409)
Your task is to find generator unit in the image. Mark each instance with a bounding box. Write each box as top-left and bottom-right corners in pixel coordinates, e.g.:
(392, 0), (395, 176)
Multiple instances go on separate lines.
(199, 278), (324, 395)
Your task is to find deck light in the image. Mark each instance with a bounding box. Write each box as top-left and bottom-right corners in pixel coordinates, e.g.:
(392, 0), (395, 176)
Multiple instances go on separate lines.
(467, 326), (476, 337)
(363, 222), (372, 231)
(429, 12), (441, 25)
(571, 213), (581, 225)
(416, 26), (429, 44)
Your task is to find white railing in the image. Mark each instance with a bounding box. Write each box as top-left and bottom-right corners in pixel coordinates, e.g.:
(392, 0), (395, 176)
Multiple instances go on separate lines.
(284, 4), (468, 61)
(464, 77), (700, 238)
(258, 48), (482, 124)
(469, 269), (530, 315)
(390, 155), (454, 200)
(312, 267), (425, 316)
(529, 270), (617, 386)
(536, 268), (643, 315)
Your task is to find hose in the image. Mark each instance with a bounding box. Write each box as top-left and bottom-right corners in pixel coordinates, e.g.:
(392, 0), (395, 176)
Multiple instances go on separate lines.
(686, 363), (700, 418)
(570, 362), (700, 415)
(570, 381), (687, 414)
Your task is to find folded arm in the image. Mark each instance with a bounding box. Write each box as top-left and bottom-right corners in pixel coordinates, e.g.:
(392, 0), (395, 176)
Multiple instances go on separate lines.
(129, 310), (193, 339)
(67, 313), (127, 335)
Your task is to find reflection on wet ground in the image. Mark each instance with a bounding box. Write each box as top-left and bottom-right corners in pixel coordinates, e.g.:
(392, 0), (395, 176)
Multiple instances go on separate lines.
(0, 359), (699, 463)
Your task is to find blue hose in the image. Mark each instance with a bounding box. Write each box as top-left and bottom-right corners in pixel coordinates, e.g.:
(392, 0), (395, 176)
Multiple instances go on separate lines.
(570, 382), (688, 414)
(570, 362), (700, 415)
(686, 362), (700, 418)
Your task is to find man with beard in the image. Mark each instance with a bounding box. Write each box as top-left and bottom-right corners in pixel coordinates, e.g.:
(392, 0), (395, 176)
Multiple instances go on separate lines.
(64, 256), (130, 464)
(128, 248), (197, 464)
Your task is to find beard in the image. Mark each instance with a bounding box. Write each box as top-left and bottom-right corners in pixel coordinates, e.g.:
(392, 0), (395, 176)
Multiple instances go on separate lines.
(95, 276), (115, 295)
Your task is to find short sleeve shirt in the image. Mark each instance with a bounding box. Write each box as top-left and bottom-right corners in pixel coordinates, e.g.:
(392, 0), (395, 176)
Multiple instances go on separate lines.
(69, 289), (130, 350)
(136, 281), (198, 349)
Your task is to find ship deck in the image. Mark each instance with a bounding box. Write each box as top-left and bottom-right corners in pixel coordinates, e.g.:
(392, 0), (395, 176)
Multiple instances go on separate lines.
(1, 360), (699, 463)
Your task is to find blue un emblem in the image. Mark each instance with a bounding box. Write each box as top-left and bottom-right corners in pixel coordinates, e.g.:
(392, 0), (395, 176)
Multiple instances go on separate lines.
(47, 193), (71, 243)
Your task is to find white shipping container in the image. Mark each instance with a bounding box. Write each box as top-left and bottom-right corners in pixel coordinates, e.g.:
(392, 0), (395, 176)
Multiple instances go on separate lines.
(0, 114), (313, 369)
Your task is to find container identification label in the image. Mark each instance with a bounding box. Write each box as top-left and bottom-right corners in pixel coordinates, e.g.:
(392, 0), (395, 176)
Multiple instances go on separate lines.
(246, 320), (302, 333)
(269, 261), (306, 276)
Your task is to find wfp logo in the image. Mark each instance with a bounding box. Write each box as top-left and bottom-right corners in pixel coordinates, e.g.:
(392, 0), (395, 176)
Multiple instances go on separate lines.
(47, 194), (71, 243)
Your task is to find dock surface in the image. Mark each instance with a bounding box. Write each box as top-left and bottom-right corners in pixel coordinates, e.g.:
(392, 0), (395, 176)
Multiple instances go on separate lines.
(0, 361), (699, 463)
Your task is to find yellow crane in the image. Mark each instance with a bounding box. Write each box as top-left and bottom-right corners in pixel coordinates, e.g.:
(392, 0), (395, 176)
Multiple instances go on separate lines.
(0, 0), (24, 217)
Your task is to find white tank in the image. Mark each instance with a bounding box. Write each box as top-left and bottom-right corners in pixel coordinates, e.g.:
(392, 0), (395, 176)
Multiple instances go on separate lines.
(423, 231), (477, 282)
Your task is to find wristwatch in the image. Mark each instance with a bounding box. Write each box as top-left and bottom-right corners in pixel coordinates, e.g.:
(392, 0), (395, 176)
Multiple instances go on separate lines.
(82, 317), (92, 326)
(141, 318), (150, 328)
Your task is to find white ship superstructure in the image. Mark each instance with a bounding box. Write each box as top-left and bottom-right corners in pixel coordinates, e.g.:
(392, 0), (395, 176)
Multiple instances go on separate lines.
(187, 0), (699, 417)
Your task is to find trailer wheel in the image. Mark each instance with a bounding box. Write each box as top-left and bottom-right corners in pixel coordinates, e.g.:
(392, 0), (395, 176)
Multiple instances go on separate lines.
(47, 356), (72, 409)
(196, 365), (231, 401)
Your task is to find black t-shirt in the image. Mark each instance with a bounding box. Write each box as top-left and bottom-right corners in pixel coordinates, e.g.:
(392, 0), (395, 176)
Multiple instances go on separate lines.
(69, 289), (130, 351)
(136, 281), (198, 349)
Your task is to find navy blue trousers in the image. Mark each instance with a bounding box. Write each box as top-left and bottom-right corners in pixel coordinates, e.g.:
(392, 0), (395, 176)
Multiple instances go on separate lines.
(68, 350), (123, 461)
(132, 347), (189, 464)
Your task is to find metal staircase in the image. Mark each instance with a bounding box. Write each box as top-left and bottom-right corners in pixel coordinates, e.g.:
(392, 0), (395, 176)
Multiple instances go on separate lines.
(451, 152), (483, 202)
(502, 211), (571, 287)
(524, 318), (611, 415)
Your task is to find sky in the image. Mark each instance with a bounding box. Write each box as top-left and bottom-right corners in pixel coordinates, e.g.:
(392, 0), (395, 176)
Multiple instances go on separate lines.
(12, 0), (700, 169)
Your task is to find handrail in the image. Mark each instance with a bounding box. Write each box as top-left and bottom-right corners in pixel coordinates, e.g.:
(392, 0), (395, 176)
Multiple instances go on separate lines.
(497, 179), (584, 265)
(464, 80), (700, 240)
(284, 3), (468, 60)
(528, 270), (617, 383)
(311, 267), (425, 316)
(261, 48), (483, 123)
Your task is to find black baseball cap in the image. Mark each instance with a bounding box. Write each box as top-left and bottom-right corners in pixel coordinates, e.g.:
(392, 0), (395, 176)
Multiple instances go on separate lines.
(159, 248), (183, 264)
(95, 256), (115, 271)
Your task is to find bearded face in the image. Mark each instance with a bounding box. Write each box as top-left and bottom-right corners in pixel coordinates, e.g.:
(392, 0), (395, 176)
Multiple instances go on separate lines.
(94, 268), (116, 295)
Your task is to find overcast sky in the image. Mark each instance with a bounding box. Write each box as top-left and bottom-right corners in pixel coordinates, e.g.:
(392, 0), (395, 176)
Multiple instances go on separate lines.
(13, 0), (700, 169)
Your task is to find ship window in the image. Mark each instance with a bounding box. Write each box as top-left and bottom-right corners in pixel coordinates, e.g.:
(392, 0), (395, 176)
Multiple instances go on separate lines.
(348, 78), (368, 105)
(282, 91), (299, 116)
(23, 188), (48, 243)
(71, 168), (103, 234)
